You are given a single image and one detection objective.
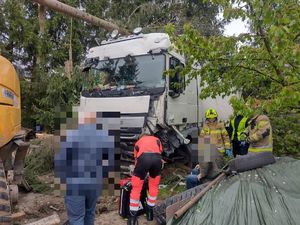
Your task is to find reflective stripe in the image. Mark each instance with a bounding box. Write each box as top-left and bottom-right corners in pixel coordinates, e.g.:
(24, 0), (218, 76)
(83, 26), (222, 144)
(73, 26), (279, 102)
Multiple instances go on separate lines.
(147, 200), (156, 207)
(248, 148), (273, 153)
(129, 206), (139, 211)
(210, 130), (222, 134)
(201, 127), (222, 135)
(147, 199), (156, 205)
(147, 194), (157, 206)
(147, 195), (157, 201)
(231, 117), (248, 141)
(130, 199), (140, 204)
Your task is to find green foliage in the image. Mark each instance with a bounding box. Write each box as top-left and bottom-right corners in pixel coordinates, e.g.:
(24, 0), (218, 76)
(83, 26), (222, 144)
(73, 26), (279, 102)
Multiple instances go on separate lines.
(167, 0), (300, 155)
(33, 67), (83, 132)
(1, 0), (224, 132)
(24, 139), (54, 193)
(108, 0), (223, 34)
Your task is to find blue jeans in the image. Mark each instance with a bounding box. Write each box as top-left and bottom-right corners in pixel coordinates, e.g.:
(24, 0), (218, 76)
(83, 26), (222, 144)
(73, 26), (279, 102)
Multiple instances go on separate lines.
(65, 192), (99, 225)
(186, 169), (201, 189)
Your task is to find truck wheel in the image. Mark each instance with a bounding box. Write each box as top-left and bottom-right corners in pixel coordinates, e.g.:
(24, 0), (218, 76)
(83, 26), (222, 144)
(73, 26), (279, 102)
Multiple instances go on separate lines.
(0, 161), (11, 224)
(174, 145), (192, 167)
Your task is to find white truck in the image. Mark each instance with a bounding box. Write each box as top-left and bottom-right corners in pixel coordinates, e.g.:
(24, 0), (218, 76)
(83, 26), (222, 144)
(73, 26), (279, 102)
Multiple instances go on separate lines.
(80, 30), (233, 171)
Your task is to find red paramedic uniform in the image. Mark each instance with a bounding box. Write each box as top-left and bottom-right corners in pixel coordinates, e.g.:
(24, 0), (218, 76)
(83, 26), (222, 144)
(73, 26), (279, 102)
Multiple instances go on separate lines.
(129, 135), (163, 212)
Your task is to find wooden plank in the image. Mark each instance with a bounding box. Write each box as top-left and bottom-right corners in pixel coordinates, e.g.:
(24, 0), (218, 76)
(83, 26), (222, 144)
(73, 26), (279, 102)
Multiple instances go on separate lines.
(10, 211), (26, 221)
(24, 213), (60, 225)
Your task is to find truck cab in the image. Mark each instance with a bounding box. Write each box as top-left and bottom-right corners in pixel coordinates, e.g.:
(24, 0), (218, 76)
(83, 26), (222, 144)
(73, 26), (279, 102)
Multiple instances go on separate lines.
(80, 31), (200, 169)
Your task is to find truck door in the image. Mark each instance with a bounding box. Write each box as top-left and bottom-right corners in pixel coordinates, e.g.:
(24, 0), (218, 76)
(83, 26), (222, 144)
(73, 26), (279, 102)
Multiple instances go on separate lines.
(166, 56), (198, 126)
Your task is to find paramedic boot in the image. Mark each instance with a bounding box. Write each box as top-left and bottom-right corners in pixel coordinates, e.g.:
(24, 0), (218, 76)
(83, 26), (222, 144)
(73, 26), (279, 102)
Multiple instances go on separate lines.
(128, 210), (138, 225)
(146, 205), (154, 221)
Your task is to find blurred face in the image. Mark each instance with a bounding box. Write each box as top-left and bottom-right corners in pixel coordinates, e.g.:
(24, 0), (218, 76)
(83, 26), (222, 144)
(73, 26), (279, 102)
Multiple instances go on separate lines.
(207, 118), (217, 123)
(78, 112), (97, 124)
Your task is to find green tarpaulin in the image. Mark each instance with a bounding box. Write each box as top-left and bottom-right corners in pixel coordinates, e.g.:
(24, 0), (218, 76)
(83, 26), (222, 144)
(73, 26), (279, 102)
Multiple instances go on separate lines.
(169, 157), (300, 225)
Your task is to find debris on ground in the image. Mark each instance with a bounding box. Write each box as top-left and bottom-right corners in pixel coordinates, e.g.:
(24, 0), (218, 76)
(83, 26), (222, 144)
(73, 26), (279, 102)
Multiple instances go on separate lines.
(13, 137), (190, 224)
(24, 213), (60, 225)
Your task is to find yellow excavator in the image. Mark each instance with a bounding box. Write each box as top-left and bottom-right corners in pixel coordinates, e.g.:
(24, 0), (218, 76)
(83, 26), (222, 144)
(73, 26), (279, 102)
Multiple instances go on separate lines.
(0, 55), (30, 224)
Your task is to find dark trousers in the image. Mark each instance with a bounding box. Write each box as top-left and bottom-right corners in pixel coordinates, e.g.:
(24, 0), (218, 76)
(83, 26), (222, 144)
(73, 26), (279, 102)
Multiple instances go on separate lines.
(232, 140), (249, 157)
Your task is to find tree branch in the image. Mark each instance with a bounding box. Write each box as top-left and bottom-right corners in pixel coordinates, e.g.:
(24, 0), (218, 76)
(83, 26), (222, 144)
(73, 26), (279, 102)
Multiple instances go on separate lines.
(293, 33), (300, 41)
(237, 65), (283, 85)
(289, 80), (300, 86)
(127, 4), (144, 22)
(248, 2), (283, 78)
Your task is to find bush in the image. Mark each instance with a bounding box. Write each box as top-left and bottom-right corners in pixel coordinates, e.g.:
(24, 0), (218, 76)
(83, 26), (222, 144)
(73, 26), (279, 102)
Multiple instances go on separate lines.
(24, 139), (54, 193)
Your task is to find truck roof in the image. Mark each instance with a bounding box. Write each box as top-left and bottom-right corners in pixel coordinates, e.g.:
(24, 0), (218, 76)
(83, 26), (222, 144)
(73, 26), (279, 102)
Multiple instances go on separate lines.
(86, 33), (171, 60)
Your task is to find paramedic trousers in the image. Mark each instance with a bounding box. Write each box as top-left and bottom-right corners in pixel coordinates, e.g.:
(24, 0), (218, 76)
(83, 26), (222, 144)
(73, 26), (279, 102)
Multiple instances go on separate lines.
(130, 153), (162, 211)
(65, 191), (99, 225)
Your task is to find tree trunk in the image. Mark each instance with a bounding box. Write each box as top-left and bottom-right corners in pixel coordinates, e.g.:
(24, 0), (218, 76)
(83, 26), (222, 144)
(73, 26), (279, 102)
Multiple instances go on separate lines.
(32, 0), (130, 35)
(38, 4), (46, 35)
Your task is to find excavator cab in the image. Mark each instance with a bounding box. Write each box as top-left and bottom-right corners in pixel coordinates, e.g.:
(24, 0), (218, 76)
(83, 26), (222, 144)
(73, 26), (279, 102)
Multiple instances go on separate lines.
(0, 55), (21, 147)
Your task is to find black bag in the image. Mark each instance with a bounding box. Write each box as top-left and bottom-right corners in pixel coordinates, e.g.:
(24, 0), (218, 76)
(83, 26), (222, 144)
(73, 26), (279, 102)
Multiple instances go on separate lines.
(119, 179), (148, 218)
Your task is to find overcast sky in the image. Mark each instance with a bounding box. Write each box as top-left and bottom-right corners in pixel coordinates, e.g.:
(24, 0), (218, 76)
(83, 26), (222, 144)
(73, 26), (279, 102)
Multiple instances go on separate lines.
(223, 19), (249, 36)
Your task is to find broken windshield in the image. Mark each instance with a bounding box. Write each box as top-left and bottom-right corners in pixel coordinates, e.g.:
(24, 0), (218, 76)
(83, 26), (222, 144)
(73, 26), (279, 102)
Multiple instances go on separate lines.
(84, 54), (165, 91)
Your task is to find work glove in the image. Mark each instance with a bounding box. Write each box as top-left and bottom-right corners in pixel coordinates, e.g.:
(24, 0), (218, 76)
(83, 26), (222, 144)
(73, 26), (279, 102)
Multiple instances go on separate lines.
(225, 148), (233, 157)
(240, 140), (247, 147)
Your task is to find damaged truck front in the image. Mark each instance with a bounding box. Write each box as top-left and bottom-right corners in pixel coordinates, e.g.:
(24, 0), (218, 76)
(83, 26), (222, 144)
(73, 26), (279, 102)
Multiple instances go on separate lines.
(80, 31), (200, 173)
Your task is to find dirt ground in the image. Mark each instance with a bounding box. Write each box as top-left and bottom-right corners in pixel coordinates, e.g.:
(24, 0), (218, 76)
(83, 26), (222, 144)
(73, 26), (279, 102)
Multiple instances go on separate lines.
(15, 191), (159, 225)
(14, 136), (189, 225)
(13, 167), (187, 225)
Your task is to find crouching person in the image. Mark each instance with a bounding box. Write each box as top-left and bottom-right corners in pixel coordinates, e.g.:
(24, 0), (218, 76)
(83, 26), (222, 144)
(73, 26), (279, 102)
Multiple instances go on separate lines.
(186, 164), (202, 189)
(128, 134), (163, 225)
(186, 162), (221, 189)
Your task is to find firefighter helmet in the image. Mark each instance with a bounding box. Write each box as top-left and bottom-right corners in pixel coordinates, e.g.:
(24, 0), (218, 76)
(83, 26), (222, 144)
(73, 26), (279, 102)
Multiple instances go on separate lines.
(205, 108), (218, 119)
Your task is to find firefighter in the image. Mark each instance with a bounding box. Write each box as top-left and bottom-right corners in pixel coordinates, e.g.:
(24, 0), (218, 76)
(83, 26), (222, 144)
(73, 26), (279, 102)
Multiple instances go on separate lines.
(245, 114), (273, 154)
(128, 134), (163, 225)
(200, 108), (232, 159)
(186, 109), (231, 189)
(228, 114), (250, 157)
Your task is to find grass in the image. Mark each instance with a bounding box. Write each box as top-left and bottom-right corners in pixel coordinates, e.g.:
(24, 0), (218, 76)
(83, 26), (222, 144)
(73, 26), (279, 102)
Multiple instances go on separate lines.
(158, 185), (186, 200)
(158, 163), (190, 199)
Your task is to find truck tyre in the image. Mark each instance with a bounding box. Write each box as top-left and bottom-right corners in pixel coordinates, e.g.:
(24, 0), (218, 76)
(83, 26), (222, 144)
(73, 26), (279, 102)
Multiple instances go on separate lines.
(0, 161), (11, 225)
(174, 144), (192, 167)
